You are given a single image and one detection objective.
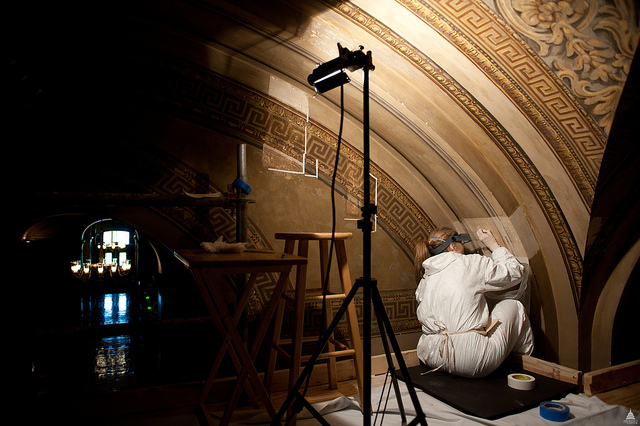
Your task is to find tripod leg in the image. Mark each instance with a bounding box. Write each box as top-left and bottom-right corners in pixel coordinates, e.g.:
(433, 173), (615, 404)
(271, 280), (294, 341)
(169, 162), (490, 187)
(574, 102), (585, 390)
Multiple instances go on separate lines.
(363, 281), (372, 425)
(371, 286), (429, 426)
(271, 279), (363, 425)
(371, 285), (407, 424)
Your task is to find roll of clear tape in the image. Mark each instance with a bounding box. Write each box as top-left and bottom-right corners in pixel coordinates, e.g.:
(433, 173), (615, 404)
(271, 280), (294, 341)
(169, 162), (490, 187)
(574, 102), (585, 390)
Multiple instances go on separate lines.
(507, 373), (536, 390)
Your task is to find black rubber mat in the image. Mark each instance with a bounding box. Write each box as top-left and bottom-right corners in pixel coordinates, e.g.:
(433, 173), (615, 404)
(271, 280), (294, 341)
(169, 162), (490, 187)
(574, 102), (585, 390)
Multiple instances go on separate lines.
(396, 363), (577, 420)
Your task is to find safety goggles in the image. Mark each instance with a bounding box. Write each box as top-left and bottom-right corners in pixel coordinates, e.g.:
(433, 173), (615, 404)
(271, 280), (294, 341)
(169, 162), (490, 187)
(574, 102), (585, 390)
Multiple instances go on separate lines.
(429, 232), (472, 255)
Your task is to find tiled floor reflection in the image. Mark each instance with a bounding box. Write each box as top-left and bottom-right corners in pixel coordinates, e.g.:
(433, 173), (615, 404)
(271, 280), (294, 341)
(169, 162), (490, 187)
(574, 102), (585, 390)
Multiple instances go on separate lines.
(93, 335), (133, 392)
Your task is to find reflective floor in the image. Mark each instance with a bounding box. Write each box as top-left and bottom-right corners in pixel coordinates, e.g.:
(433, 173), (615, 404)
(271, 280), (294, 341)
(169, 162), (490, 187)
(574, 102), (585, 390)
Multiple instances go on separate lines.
(31, 290), (215, 398)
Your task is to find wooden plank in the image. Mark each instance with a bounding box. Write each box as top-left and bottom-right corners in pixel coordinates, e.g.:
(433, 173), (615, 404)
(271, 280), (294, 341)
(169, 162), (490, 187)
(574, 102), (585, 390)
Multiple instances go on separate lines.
(583, 360), (640, 396)
(275, 232), (353, 241)
(371, 349), (420, 374)
(372, 351), (581, 386)
(507, 354), (582, 385)
(176, 250), (306, 270)
(267, 360), (358, 392)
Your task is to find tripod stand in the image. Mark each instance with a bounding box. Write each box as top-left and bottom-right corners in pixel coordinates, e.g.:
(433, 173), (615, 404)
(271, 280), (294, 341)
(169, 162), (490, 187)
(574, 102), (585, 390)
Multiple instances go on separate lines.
(271, 45), (428, 426)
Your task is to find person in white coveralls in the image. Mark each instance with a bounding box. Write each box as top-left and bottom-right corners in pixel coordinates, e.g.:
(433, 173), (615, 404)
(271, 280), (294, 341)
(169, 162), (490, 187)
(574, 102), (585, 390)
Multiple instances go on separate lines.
(413, 227), (534, 378)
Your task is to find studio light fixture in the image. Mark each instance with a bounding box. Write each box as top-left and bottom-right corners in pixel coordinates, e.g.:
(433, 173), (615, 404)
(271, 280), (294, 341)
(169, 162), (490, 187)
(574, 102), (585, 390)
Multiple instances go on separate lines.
(307, 43), (369, 93)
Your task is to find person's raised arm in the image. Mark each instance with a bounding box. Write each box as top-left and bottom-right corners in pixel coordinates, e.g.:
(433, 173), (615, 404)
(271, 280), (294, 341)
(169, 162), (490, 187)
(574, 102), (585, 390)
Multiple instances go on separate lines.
(477, 229), (500, 252)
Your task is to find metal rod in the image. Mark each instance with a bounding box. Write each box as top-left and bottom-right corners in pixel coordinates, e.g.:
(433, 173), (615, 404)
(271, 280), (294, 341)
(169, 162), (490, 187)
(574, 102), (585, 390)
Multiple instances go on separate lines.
(362, 61), (372, 426)
(236, 143), (248, 244)
(21, 192), (254, 207)
(235, 143), (250, 347)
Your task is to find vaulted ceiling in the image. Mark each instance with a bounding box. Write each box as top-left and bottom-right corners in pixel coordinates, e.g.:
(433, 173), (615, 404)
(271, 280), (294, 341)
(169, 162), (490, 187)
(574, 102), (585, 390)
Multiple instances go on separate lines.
(9, 0), (639, 369)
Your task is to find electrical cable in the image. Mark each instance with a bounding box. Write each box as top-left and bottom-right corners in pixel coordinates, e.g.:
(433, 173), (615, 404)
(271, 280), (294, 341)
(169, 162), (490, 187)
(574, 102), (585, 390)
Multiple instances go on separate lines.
(297, 51), (346, 407)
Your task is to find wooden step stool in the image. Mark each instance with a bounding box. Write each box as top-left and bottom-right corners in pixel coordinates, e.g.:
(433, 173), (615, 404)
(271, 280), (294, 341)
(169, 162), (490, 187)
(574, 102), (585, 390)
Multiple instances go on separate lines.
(265, 232), (364, 407)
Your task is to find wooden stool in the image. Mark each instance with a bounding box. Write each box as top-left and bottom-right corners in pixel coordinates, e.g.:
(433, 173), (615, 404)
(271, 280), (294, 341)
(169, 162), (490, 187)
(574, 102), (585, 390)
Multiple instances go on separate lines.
(265, 232), (364, 408)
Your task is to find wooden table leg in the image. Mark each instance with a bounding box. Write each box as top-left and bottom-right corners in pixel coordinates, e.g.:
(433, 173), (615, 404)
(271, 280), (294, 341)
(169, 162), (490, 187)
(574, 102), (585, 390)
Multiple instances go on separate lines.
(319, 239), (338, 389)
(265, 240), (297, 392)
(218, 266), (293, 425)
(195, 271), (261, 407)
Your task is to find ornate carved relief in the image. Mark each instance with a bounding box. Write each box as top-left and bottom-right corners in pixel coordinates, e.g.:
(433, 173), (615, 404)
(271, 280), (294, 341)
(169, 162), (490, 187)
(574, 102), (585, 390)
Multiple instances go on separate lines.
(497, 0), (639, 135)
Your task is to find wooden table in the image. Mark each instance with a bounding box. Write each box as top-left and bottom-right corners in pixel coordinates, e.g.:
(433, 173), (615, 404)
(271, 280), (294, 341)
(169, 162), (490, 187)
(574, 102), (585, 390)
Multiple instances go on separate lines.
(177, 249), (307, 426)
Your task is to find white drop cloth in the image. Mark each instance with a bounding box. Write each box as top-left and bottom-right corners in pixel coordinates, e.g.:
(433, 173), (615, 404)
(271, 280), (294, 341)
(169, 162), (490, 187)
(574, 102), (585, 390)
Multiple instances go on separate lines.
(211, 379), (638, 425)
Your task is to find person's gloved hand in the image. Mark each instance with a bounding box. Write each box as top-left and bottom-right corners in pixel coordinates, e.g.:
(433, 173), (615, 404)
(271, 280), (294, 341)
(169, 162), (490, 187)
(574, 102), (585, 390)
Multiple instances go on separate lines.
(477, 229), (500, 251)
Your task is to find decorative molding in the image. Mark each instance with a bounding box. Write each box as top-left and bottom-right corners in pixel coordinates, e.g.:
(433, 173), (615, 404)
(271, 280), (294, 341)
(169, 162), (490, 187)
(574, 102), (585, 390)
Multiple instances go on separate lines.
(391, 0), (610, 207)
(324, 0), (583, 305)
(281, 291), (421, 339)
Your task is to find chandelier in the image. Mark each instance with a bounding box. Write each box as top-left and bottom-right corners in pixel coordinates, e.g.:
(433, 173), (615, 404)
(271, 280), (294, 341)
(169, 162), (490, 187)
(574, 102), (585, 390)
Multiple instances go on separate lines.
(71, 238), (132, 279)
(71, 226), (135, 279)
(71, 258), (131, 278)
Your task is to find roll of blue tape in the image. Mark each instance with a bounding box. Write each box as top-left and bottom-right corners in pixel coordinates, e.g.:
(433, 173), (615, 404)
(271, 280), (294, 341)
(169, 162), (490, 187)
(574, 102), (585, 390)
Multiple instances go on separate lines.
(232, 178), (252, 194)
(539, 401), (570, 422)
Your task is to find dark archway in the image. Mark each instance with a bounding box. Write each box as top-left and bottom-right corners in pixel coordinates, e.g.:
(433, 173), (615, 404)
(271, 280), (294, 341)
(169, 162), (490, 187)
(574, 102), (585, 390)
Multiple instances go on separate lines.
(23, 213), (214, 413)
(580, 44), (640, 372)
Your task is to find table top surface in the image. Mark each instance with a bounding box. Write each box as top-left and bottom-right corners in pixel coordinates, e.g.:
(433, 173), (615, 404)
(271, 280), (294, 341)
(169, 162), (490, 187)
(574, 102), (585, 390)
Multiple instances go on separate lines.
(176, 249), (307, 268)
(274, 231), (353, 240)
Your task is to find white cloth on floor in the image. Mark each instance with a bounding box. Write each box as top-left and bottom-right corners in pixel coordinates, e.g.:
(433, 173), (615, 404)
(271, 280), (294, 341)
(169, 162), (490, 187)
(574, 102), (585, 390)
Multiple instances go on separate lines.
(213, 382), (638, 425)
(214, 381), (640, 426)
(415, 247), (534, 377)
(310, 383), (639, 426)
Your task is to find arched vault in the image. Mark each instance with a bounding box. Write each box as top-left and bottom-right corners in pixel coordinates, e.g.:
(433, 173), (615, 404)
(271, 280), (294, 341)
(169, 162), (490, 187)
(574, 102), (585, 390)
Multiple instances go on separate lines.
(9, 0), (639, 369)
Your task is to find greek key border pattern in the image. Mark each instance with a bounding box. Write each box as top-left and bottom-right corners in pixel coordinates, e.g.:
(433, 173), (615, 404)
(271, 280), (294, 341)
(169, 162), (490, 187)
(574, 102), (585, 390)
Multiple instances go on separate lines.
(395, 0), (603, 205)
(282, 291), (420, 339)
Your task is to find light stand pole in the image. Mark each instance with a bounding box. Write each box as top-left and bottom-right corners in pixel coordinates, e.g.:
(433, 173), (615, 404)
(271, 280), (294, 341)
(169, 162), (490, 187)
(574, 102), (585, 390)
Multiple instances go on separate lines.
(361, 46), (374, 423)
(271, 44), (428, 426)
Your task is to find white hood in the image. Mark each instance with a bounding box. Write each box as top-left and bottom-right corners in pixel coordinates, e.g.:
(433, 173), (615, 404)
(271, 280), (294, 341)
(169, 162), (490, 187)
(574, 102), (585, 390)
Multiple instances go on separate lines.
(423, 252), (462, 277)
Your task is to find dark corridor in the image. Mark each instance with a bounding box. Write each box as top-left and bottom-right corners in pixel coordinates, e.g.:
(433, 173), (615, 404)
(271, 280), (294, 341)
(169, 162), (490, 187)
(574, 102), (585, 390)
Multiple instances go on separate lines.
(23, 217), (216, 423)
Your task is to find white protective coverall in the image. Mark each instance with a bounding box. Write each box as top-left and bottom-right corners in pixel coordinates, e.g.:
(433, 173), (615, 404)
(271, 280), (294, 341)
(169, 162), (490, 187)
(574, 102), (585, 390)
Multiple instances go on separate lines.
(415, 247), (534, 378)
